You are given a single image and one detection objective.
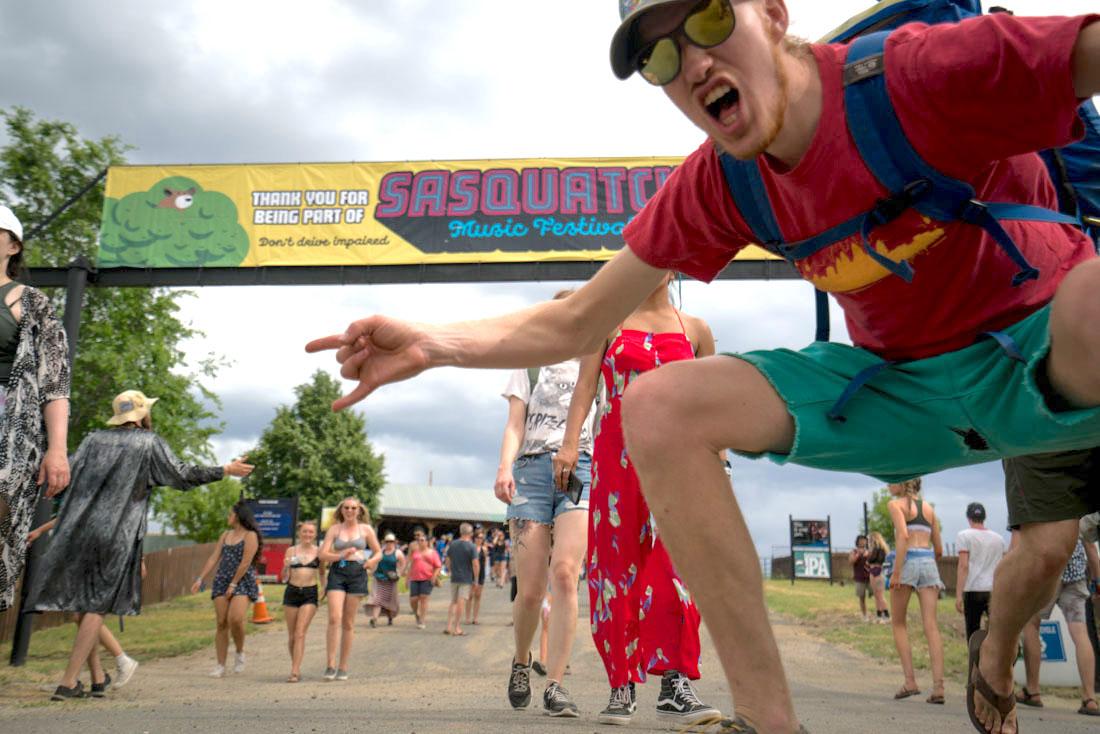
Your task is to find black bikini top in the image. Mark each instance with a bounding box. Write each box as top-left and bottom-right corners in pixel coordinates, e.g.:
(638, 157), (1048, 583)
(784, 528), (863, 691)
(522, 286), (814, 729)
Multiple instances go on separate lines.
(290, 556), (320, 569)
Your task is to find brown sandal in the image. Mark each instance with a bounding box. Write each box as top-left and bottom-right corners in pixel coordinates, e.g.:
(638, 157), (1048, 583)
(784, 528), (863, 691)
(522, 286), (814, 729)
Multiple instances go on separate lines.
(966, 629), (1017, 734)
(1079, 698), (1100, 716)
(894, 686), (921, 700)
(1015, 686), (1043, 708)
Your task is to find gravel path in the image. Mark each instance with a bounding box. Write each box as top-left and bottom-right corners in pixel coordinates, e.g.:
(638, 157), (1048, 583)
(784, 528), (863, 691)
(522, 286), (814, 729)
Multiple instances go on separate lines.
(1, 585), (1092, 732)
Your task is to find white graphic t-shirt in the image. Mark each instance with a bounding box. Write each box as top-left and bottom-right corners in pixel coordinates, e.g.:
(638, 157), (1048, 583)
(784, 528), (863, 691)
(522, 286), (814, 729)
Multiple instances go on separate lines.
(955, 528), (1007, 593)
(502, 360), (596, 457)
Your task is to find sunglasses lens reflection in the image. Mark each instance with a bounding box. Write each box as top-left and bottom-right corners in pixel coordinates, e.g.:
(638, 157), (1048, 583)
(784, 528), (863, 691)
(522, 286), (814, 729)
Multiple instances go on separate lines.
(640, 38), (680, 86)
(685, 0), (735, 47)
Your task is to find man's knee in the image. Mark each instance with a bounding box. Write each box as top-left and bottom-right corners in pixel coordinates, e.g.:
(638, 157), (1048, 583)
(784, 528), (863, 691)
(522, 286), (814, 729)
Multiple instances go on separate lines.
(621, 369), (689, 455)
(1054, 259), (1100, 351)
(1016, 522), (1078, 578)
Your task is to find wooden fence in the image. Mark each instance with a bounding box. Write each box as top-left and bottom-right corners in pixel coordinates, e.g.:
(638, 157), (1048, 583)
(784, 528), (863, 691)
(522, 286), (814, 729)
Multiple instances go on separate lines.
(0, 542), (216, 645)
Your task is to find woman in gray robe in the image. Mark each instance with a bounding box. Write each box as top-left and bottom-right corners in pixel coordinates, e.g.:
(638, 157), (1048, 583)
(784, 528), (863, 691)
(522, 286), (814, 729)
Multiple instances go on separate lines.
(26, 389), (253, 700)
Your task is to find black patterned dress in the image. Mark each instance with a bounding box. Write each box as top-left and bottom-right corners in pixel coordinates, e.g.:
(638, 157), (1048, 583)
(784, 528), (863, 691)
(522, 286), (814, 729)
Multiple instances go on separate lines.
(210, 539), (259, 601)
(0, 286), (70, 611)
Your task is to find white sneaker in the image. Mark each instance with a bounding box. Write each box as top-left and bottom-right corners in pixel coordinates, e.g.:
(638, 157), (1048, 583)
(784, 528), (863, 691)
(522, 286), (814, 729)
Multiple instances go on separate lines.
(209, 665), (226, 678)
(233, 652), (246, 674)
(114, 655), (139, 688)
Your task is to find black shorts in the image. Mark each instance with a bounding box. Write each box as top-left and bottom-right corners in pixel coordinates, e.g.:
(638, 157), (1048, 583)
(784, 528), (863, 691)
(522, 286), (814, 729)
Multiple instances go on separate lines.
(325, 563), (368, 595)
(283, 584), (318, 608)
(1004, 448), (1100, 528)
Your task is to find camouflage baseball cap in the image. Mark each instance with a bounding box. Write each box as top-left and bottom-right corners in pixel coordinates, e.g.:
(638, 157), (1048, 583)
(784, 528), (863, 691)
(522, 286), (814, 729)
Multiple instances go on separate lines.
(610, 0), (693, 79)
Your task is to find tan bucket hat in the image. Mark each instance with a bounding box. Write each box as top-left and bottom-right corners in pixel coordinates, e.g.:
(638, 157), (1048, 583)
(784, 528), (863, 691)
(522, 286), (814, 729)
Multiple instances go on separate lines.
(106, 389), (159, 426)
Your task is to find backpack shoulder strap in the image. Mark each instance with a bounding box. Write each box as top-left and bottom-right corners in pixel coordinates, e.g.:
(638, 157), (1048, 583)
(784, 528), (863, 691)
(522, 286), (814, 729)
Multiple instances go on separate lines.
(717, 150), (832, 341)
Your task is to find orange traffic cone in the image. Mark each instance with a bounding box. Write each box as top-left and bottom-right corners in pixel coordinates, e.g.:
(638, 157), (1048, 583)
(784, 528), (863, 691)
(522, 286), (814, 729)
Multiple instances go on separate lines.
(251, 582), (274, 624)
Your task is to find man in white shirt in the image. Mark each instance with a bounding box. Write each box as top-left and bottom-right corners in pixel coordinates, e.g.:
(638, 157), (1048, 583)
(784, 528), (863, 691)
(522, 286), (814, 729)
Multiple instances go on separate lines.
(956, 503), (1006, 643)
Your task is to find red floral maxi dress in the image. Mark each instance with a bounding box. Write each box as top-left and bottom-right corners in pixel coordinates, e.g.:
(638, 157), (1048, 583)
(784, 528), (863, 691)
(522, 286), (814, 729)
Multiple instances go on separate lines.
(587, 316), (703, 688)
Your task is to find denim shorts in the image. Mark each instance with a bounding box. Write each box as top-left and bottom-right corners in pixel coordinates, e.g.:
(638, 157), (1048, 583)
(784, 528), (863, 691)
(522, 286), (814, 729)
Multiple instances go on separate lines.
(507, 452), (591, 525)
(325, 562), (368, 595)
(409, 579), (434, 597)
(897, 549), (944, 590)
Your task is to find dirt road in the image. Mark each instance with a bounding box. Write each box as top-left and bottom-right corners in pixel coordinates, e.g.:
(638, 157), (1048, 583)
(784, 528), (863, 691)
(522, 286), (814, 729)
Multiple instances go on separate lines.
(1, 586), (1091, 732)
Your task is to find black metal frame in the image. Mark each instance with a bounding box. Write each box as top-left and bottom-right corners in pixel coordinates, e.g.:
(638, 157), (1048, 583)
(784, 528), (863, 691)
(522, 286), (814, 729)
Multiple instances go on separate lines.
(22, 259), (799, 289)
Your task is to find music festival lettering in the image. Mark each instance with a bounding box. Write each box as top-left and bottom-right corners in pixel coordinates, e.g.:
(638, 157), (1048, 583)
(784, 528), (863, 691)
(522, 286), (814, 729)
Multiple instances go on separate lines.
(372, 164), (675, 254)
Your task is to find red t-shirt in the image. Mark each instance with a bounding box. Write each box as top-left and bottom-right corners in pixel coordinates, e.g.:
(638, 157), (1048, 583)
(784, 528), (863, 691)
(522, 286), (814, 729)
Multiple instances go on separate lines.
(408, 548), (441, 581)
(625, 14), (1098, 361)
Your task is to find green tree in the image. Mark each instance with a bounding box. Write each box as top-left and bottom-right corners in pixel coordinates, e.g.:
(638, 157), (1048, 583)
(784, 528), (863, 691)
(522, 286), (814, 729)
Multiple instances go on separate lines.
(244, 370), (385, 524)
(0, 107), (226, 529)
(155, 477), (243, 543)
(867, 486), (895, 546)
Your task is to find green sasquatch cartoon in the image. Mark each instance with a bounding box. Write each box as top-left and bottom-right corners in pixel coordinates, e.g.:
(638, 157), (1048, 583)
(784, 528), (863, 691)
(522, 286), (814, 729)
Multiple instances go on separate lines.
(99, 176), (249, 267)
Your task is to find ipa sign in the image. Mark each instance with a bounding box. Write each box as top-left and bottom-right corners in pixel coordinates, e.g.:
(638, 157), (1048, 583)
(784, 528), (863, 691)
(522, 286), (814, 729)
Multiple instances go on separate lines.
(790, 516), (834, 583)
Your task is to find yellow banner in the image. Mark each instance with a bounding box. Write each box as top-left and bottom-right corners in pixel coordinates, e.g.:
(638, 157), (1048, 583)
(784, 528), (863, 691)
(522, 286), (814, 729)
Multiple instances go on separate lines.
(99, 159), (777, 268)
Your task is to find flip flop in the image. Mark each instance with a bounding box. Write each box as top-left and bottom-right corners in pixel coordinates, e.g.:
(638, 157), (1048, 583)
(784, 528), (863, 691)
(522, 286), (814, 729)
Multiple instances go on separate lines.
(894, 686), (921, 700)
(286, 674), (300, 683)
(927, 694), (945, 705)
(674, 714), (811, 732)
(453, 630), (467, 636)
(966, 629), (1017, 734)
(1015, 686), (1043, 708)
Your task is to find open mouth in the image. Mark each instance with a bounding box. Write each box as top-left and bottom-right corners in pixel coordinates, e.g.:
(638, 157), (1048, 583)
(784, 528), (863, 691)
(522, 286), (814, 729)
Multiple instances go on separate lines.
(703, 83), (741, 125)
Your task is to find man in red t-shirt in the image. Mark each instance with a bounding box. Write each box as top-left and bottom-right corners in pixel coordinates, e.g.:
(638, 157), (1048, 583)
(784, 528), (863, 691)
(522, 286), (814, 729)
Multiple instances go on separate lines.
(309, 2), (1100, 731)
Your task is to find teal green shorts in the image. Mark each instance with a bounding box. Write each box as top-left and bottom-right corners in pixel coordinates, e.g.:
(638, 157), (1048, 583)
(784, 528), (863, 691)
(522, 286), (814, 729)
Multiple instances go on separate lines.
(729, 305), (1100, 483)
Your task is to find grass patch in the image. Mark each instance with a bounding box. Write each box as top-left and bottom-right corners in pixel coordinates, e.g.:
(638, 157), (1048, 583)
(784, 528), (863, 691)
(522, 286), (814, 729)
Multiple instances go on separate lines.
(0, 585), (291, 705)
(764, 579), (1083, 700)
(766, 578), (970, 686)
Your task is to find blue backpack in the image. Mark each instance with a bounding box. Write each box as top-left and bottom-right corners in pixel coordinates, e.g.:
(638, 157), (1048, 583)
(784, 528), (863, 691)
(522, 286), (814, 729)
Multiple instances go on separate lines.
(720, 0), (1100, 342)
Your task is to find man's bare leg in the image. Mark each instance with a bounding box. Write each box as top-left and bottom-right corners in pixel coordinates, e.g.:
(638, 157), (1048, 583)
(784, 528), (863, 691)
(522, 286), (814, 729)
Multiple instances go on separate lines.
(976, 520), (1076, 733)
(1067, 621), (1098, 708)
(60, 613), (104, 688)
(623, 356), (800, 734)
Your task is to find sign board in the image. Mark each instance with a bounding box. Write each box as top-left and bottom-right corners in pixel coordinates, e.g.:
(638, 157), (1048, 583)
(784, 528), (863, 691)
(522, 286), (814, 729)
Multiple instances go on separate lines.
(1013, 606), (1079, 688)
(794, 549), (832, 579)
(245, 497), (298, 540)
(320, 506), (338, 532)
(790, 516), (834, 583)
(98, 160), (780, 269)
(257, 541), (290, 582)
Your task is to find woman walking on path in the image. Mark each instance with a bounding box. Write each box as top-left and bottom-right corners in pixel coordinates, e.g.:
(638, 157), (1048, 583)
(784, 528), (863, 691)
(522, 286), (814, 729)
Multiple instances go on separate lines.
(319, 497), (381, 680)
(466, 529), (487, 625)
(887, 478), (946, 704)
(28, 390), (251, 700)
(281, 520), (322, 682)
(193, 501), (263, 679)
(560, 273), (720, 727)
(0, 205), (71, 611)
(867, 532), (891, 624)
(490, 531), (507, 587)
(366, 531), (404, 627)
(405, 529), (441, 629)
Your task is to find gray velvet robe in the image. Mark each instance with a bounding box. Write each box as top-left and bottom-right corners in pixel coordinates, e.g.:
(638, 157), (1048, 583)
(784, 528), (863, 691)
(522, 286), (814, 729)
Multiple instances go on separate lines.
(25, 428), (223, 615)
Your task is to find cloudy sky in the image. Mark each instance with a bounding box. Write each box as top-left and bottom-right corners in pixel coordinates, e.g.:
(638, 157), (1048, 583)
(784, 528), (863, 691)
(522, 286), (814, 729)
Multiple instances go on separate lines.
(2, 0), (1095, 556)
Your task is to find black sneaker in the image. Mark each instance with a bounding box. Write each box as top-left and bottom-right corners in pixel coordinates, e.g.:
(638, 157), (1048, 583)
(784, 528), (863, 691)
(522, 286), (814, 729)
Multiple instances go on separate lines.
(543, 681), (579, 717)
(531, 660), (547, 676)
(507, 655), (532, 709)
(90, 673), (112, 698)
(655, 671), (720, 725)
(598, 684), (634, 725)
(51, 681), (86, 701)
